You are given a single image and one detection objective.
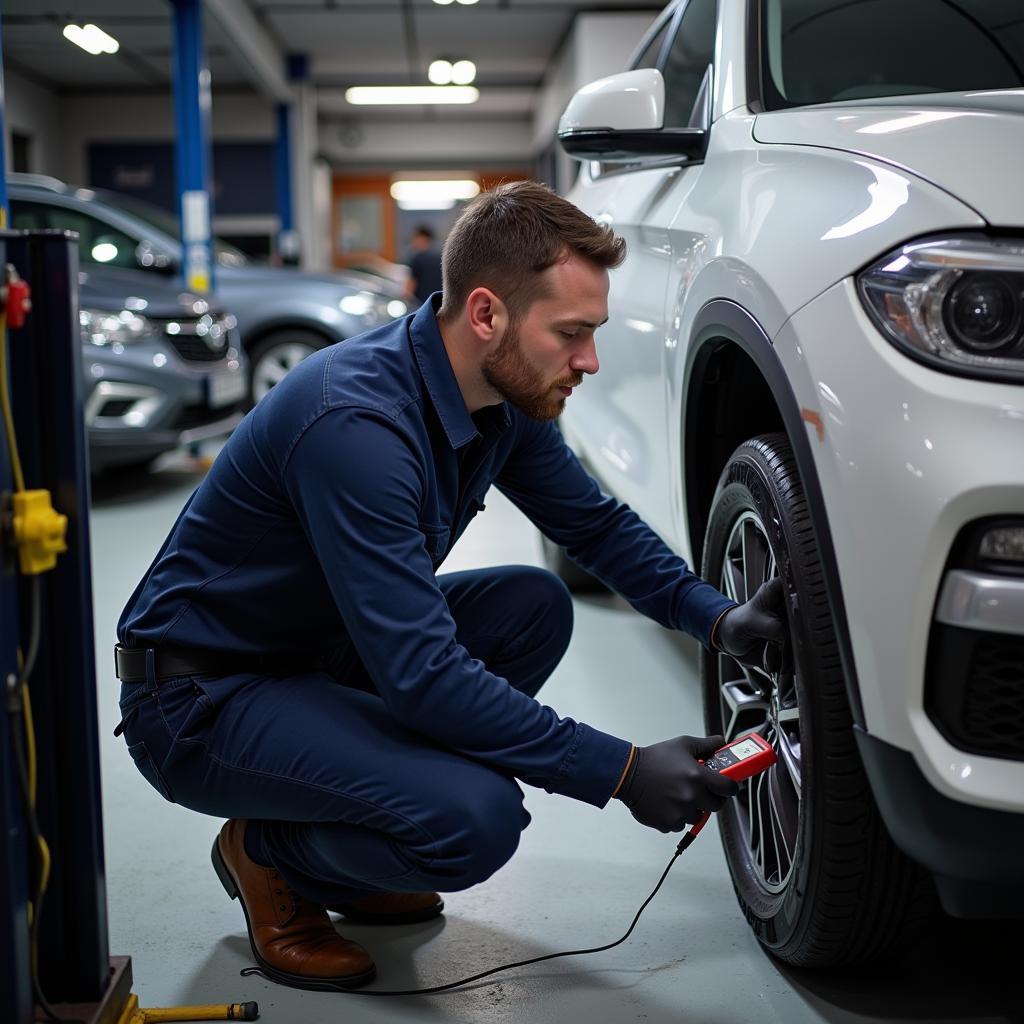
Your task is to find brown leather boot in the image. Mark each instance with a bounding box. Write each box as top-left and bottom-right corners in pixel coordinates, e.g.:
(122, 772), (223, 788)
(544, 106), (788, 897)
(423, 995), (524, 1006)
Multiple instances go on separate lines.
(328, 890), (444, 925)
(212, 819), (376, 991)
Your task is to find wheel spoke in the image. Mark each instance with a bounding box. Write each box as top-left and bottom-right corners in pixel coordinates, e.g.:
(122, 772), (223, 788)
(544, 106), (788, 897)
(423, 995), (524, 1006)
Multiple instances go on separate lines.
(719, 677), (767, 740)
(721, 555), (742, 603)
(767, 773), (794, 875)
(742, 519), (768, 599)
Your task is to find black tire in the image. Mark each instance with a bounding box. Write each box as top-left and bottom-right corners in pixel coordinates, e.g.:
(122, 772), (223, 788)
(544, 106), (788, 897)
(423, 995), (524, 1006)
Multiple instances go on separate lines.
(701, 433), (927, 966)
(538, 534), (607, 593)
(248, 328), (328, 404)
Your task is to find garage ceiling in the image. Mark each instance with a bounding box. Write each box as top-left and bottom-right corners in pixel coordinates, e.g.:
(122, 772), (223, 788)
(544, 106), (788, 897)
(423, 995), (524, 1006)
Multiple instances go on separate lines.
(2, 0), (662, 120)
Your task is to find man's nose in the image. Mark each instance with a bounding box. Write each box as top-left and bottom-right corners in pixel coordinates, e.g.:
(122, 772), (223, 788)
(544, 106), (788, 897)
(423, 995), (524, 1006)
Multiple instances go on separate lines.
(570, 337), (599, 376)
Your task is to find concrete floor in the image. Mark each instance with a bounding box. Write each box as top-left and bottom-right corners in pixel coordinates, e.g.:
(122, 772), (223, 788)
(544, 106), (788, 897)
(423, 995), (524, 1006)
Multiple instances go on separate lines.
(88, 452), (1021, 1024)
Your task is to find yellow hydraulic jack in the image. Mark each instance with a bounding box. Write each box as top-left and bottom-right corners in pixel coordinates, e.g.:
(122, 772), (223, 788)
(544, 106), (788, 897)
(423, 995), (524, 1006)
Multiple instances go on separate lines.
(115, 993), (259, 1023)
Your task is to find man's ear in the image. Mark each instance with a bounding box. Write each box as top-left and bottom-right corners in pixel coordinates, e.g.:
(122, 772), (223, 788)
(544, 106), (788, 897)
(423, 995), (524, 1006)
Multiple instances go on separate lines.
(465, 287), (509, 347)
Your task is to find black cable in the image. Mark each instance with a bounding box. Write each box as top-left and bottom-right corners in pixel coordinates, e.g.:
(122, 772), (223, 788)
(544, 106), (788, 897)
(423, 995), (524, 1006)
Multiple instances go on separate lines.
(6, 579), (85, 1024)
(240, 831), (699, 997)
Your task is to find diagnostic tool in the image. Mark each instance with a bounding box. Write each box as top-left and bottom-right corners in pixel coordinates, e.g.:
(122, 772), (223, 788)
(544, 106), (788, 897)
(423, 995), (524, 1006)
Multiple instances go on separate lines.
(703, 732), (777, 782)
(689, 733), (777, 838)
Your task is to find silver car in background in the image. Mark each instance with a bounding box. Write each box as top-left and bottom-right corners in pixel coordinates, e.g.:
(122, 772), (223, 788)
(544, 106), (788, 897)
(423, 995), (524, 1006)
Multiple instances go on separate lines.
(9, 175), (408, 402)
(80, 264), (246, 472)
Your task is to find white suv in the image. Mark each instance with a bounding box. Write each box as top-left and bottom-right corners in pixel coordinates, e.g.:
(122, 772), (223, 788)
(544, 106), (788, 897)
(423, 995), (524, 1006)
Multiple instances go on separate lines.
(554, 0), (1024, 966)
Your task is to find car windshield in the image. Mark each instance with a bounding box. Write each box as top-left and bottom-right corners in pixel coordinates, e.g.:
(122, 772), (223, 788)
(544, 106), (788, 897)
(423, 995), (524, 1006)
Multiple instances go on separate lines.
(762, 0), (1024, 109)
(95, 190), (251, 267)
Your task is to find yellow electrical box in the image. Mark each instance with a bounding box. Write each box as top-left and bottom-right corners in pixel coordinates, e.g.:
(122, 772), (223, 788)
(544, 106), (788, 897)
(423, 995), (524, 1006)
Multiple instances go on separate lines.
(12, 489), (68, 575)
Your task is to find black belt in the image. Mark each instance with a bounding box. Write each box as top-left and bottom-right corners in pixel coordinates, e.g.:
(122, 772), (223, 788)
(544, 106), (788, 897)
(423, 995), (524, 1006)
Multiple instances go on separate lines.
(114, 644), (320, 683)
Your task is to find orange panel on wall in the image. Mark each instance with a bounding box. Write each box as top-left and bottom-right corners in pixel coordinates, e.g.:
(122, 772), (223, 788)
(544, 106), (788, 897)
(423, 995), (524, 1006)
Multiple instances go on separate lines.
(331, 175), (395, 267)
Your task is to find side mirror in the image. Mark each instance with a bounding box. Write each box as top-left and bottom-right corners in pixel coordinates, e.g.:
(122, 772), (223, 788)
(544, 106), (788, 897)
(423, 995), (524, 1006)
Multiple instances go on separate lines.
(557, 68), (708, 163)
(135, 239), (175, 273)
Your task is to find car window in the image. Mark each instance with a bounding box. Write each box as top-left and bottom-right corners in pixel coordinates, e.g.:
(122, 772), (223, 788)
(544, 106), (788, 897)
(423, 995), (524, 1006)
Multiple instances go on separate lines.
(763, 0), (1024, 108)
(11, 199), (141, 270)
(633, 15), (673, 70)
(9, 200), (50, 231)
(662, 0), (718, 128)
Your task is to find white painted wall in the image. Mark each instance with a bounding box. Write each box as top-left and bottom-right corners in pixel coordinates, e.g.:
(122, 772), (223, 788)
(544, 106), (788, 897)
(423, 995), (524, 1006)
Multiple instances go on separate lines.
(3, 69), (63, 178)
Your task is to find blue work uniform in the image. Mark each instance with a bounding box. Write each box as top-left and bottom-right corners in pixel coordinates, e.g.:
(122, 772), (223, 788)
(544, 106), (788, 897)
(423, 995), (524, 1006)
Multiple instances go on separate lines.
(115, 295), (735, 904)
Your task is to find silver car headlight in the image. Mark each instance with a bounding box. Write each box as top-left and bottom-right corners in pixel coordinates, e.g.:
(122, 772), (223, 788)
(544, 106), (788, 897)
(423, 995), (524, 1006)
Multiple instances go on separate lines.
(338, 292), (408, 325)
(858, 235), (1024, 382)
(80, 307), (151, 346)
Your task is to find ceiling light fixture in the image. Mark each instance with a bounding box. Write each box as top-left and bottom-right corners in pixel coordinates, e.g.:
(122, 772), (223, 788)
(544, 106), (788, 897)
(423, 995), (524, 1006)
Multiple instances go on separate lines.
(345, 85), (479, 105)
(63, 23), (119, 55)
(428, 60), (453, 85)
(428, 60), (475, 85)
(396, 199), (456, 211)
(451, 60), (476, 85)
(390, 180), (481, 205)
(433, 0), (480, 5)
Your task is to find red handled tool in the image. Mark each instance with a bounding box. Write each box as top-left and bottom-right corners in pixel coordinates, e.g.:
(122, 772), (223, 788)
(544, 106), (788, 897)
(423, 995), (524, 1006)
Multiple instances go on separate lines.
(687, 732), (778, 840)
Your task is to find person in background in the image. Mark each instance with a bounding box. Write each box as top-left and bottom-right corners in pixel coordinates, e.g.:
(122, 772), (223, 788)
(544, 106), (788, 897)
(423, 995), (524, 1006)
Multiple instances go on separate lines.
(404, 225), (443, 307)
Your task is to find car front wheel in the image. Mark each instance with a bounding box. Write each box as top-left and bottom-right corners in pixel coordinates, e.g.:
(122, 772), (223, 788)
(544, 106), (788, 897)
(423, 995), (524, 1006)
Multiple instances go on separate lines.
(249, 328), (327, 404)
(701, 433), (927, 966)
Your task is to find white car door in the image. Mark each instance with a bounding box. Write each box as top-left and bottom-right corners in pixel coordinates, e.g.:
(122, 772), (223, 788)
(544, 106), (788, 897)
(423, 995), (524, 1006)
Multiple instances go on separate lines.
(567, 0), (719, 546)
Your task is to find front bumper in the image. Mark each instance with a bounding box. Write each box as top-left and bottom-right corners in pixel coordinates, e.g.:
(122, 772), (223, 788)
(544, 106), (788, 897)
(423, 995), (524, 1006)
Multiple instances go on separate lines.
(856, 729), (1024, 917)
(773, 277), (1024, 814)
(83, 337), (247, 469)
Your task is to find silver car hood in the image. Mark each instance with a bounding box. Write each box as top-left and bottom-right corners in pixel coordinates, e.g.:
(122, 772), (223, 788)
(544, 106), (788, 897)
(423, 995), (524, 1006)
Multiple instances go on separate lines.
(217, 263), (404, 298)
(752, 89), (1024, 227)
(78, 265), (223, 318)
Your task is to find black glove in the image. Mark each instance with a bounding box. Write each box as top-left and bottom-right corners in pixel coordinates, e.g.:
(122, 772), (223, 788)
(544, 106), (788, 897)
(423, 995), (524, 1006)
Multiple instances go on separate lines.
(615, 735), (739, 833)
(715, 577), (787, 671)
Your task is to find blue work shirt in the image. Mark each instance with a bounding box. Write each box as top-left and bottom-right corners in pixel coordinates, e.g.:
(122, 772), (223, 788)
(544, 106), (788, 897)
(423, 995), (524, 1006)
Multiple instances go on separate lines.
(118, 296), (735, 808)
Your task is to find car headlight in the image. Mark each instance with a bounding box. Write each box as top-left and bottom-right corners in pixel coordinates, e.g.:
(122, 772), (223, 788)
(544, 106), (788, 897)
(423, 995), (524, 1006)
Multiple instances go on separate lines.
(339, 292), (409, 324)
(80, 307), (152, 346)
(858, 236), (1024, 382)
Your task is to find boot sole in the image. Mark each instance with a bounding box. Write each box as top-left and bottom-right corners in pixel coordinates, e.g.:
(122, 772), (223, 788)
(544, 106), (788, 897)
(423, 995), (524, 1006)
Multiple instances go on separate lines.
(332, 900), (445, 925)
(211, 836), (377, 992)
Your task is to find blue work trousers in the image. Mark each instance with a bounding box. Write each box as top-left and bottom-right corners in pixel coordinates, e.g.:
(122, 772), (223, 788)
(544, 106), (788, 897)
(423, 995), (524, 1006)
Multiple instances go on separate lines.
(117, 566), (573, 904)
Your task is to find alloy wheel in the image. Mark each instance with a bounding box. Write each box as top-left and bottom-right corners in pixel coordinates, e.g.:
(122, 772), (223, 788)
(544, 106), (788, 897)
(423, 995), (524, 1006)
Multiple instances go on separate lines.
(717, 510), (801, 894)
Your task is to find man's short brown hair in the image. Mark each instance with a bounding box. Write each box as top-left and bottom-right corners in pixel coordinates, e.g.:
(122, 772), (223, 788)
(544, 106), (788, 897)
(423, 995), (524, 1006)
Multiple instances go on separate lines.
(437, 180), (626, 323)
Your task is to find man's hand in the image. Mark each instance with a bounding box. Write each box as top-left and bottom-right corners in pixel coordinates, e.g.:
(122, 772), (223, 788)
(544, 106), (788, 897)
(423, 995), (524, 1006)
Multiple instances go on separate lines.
(615, 735), (739, 833)
(715, 577), (787, 671)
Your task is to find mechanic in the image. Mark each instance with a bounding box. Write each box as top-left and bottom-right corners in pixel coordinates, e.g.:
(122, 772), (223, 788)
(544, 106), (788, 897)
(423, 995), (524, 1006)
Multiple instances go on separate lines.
(112, 180), (786, 992)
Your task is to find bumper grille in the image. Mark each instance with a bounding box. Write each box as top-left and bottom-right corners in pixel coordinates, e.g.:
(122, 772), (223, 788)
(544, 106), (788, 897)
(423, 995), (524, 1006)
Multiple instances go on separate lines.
(167, 334), (227, 362)
(964, 637), (1024, 755)
(926, 625), (1024, 760)
(150, 314), (234, 363)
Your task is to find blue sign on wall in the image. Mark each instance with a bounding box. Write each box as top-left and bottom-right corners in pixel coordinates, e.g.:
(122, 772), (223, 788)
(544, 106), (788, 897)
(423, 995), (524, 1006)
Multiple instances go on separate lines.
(88, 141), (276, 216)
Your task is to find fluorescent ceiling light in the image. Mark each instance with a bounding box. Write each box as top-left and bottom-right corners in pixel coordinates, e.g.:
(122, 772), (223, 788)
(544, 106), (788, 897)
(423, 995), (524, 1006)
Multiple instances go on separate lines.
(391, 180), (481, 204)
(345, 85), (478, 105)
(433, 0), (480, 5)
(63, 23), (119, 55)
(397, 199), (456, 211)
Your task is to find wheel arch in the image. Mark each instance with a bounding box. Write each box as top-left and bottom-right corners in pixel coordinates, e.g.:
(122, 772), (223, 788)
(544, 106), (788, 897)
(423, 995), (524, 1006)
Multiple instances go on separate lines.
(683, 298), (865, 727)
(241, 318), (342, 356)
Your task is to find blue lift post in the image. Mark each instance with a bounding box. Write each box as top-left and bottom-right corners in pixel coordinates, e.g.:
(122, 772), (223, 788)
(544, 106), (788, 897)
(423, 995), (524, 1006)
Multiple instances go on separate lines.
(172, 0), (216, 295)
(276, 54), (308, 266)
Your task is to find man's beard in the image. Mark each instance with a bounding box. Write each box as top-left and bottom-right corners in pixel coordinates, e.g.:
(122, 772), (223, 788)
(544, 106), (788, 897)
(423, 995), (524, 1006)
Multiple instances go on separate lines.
(481, 323), (582, 421)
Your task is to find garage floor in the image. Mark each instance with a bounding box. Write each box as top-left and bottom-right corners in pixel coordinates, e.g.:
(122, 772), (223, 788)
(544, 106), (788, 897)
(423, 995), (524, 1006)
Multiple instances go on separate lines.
(89, 454), (1020, 1024)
